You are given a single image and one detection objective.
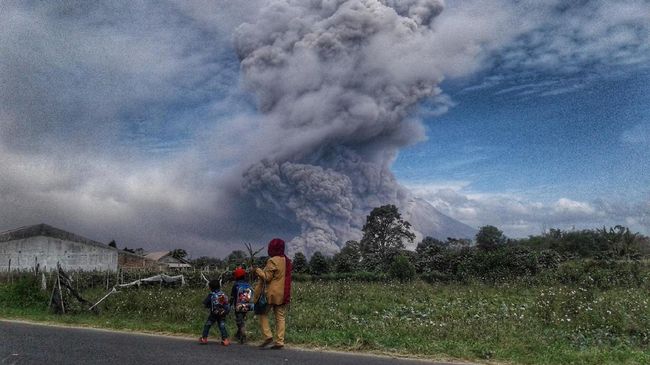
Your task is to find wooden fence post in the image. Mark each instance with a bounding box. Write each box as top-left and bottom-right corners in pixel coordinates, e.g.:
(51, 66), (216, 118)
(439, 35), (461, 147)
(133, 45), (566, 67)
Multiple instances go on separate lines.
(56, 263), (65, 314)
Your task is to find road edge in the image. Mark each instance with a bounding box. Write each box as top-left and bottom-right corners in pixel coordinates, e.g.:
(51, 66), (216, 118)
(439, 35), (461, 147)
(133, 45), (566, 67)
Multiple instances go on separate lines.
(0, 318), (482, 365)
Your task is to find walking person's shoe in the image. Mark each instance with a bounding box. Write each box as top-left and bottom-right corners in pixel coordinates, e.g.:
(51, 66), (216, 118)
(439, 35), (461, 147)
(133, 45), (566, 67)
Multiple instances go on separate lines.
(221, 338), (231, 346)
(270, 344), (284, 350)
(198, 337), (208, 345)
(258, 338), (273, 348)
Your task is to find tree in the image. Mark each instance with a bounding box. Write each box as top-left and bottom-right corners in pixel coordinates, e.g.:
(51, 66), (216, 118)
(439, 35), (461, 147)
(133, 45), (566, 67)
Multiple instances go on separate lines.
(170, 248), (188, 260)
(601, 225), (641, 260)
(476, 225), (505, 251)
(226, 250), (247, 268)
(309, 251), (330, 276)
(292, 252), (309, 274)
(108, 240), (117, 248)
(359, 205), (415, 271)
(445, 237), (471, 250)
(333, 240), (361, 273)
(415, 237), (446, 273)
(192, 256), (224, 269)
(388, 255), (416, 282)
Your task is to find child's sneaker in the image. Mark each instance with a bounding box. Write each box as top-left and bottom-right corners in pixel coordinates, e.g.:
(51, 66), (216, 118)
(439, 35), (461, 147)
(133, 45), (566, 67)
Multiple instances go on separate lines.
(198, 337), (208, 344)
(221, 338), (231, 346)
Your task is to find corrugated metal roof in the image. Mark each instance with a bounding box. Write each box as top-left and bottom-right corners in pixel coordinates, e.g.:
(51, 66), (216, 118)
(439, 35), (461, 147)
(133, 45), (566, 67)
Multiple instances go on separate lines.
(0, 223), (113, 251)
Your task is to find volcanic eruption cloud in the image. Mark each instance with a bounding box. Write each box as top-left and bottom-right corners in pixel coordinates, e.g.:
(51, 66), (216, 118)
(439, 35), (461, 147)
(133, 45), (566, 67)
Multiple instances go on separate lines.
(230, 0), (475, 255)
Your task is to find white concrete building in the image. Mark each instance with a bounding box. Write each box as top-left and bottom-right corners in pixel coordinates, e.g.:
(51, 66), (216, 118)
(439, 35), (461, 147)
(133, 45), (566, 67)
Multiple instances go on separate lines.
(0, 224), (118, 272)
(144, 251), (192, 270)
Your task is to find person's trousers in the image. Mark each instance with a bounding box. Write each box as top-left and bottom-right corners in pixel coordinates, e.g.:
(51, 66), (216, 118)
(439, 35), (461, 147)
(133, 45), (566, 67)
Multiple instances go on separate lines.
(235, 312), (247, 335)
(258, 304), (287, 345)
(202, 314), (228, 339)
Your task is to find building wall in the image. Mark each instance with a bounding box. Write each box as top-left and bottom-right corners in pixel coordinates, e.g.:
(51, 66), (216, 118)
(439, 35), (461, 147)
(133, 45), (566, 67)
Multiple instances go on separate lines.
(0, 236), (118, 272)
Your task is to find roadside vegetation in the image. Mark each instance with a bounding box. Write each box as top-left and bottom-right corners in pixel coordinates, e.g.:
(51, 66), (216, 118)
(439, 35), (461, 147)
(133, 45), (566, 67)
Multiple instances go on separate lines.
(2, 272), (649, 365)
(2, 205), (650, 365)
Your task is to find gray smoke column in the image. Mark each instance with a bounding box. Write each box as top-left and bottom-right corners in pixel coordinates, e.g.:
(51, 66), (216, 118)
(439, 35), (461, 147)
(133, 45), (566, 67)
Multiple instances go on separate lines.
(234, 0), (453, 255)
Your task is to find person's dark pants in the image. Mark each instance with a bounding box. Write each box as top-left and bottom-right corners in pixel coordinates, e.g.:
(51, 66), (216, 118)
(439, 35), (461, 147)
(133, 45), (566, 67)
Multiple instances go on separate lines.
(202, 314), (228, 339)
(235, 312), (247, 337)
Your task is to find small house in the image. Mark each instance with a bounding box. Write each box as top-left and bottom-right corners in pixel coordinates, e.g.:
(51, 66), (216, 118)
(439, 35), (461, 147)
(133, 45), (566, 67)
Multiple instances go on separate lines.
(143, 251), (192, 270)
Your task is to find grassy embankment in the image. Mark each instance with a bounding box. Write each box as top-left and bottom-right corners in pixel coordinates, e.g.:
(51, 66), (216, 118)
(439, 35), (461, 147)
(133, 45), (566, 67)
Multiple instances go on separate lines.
(1, 273), (649, 365)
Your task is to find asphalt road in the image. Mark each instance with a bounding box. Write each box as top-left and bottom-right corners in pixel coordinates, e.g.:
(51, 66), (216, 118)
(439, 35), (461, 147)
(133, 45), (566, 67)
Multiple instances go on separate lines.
(1, 320), (462, 365)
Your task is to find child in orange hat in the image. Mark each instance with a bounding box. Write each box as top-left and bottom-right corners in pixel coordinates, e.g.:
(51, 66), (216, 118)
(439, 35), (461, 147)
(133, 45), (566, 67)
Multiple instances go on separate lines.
(230, 267), (253, 344)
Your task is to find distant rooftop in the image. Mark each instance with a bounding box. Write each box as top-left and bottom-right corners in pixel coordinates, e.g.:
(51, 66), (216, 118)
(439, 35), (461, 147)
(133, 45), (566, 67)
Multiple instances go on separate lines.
(0, 223), (112, 250)
(144, 251), (191, 266)
(144, 251), (171, 261)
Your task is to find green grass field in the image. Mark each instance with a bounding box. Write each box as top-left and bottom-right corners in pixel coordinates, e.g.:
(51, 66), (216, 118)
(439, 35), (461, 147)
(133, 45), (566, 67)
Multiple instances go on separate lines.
(1, 278), (649, 365)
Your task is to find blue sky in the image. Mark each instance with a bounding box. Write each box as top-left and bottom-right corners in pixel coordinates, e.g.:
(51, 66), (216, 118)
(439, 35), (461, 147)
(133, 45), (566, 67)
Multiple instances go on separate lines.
(1, 0), (648, 255)
(397, 70), (650, 198)
(396, 67), (650, 236)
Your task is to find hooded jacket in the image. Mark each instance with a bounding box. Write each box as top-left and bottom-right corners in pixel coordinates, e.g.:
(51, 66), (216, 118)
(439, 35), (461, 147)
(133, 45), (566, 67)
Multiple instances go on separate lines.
(254, 238), (292, 305)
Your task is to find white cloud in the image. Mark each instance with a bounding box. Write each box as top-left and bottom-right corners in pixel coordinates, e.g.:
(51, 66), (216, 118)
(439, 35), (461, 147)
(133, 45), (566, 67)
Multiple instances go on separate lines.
(553, 198), (596, 216)
(406, 181), (650, 237)
(445, 0), (650, 95)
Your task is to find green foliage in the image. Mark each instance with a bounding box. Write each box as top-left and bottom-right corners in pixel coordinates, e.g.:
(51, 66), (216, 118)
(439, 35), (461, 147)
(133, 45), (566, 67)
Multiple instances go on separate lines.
(388, 255), (416, 282)
(169, 249), (188, 260)
(3, 279), (650, 365)
(550, 260), (648, 290)
(518, 226), (648, 259)
(360, 205), (415, 272)
(333, 240), (361, 273)
(600, 225), (642, 260)
(415, 237), (446, 273)
(416, 245), (567, 283)
(191, 256), (223, 269)
(292, 271), (386, 282)
(476, 225), (505, 251)
(225, 250), (247, 268)
(309, 251), (330, 276)
(0, 276), (48, 308)
(292, 252), (308, 274)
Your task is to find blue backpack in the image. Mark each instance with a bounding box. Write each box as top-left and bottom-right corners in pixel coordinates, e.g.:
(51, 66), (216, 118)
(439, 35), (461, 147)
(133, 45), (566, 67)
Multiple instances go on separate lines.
(211, 290), (230, 316)
(235, 283), (254, 313)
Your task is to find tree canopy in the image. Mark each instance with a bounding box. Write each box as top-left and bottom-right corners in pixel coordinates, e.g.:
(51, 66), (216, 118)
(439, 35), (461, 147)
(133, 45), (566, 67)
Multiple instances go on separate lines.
(360, 204), (415, 271)
(170, 248), (188, 260)
(476, 225), (505, 251)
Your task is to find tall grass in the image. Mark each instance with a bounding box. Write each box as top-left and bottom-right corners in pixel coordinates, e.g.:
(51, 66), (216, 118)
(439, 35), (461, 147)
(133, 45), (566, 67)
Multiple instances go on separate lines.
(1, 265), (649, 365)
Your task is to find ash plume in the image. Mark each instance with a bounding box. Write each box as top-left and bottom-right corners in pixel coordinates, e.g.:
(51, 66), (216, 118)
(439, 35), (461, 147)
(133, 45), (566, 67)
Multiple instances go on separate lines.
(232, 0), (470, 255)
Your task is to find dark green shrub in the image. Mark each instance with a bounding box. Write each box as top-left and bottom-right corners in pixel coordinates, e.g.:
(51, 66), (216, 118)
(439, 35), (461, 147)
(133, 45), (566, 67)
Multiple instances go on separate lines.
(292, 252), (309, 274)
(0, 276), (49, 307)
(333, 241), (361, 273)
(309, 251), (330, 276)
(420, 270), (453, 283)
(388, 255), (416, 282)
